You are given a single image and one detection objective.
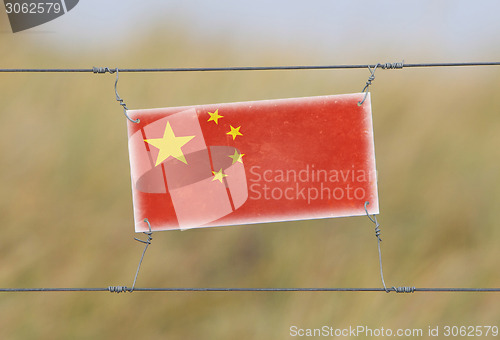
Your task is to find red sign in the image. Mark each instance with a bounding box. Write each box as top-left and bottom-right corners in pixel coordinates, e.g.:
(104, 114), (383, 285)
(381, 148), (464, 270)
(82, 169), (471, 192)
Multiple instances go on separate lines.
(127, 93), (378, 232)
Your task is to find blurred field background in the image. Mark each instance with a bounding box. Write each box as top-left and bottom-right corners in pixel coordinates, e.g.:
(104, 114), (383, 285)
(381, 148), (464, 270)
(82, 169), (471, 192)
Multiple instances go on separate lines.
(1, 1), (500, 339)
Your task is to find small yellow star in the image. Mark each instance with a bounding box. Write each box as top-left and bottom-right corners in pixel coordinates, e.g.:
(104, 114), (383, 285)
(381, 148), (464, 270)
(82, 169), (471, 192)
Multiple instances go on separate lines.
(207, 109), (223, 124)
(212, 168), (228, 183)
(228, 150), (244, 164)
(227, 125), (242, 140)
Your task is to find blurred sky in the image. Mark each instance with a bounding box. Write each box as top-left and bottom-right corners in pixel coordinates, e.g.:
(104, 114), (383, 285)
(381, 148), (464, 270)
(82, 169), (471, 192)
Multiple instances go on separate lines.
(2, 0), (500, 62)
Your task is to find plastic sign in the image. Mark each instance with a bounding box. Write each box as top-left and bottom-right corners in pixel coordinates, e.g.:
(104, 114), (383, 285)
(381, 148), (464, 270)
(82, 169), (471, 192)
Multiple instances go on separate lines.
(127, 93), (379, 232)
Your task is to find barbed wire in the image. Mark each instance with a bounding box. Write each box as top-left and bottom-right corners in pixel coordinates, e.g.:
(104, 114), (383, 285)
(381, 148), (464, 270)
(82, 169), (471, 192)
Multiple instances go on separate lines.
(0, 61), (499, 73)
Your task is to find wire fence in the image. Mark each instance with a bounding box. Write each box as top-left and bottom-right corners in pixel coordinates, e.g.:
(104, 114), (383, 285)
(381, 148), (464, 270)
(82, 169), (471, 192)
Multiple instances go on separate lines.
(0, 286), (500, 293)
(1, 287), (499, 294)
(0, 61), (499, 73)
(1, 60), (499, 294)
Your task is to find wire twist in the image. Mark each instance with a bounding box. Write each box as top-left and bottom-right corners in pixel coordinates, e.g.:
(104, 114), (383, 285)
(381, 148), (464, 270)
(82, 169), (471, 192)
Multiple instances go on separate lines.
(92, 67), (115, 74)
(364, 201), (388, 292)
(108, 286), (129, 293)
(364, 201), (416, 294)
(358, 61), (404, 106)
(129, 219), (154, 292)
(357, 64), (378, 106)
(108, 219), (153, 294)
(391, 286), (415, 293)
(113, 68), (139, 123)
(380, 61), (404, 69)
(364, 202), (415, 294)
(93, 66), (139, 123)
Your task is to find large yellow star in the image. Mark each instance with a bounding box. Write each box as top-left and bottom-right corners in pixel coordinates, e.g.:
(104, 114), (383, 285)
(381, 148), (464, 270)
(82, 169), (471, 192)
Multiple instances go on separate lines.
(228, 150), (244, 164)
(212, 168), (228, 183)
(144, 122), (195, 166)
(207, 109), (223, 124)
(227, 125), (242, 140)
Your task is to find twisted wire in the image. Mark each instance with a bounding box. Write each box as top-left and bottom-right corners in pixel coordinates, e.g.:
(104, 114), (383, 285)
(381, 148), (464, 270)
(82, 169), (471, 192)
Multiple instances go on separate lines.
(0, 287), (499, 293)
(92, 67), (115, 74)
(358, 64), (380, 106)
(108, 286), (129, 293)
(1, 61), (499, 73)
(380, 61), (404, 69)
(130, 219), (154, 292)
(391, 286), (416, 293)
(364, 202), (416, 294)
(112, 68), (139, 123)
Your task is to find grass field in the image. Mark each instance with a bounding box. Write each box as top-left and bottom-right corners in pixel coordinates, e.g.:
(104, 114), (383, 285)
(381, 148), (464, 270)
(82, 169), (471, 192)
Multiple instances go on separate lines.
(1, 17), (499, 339)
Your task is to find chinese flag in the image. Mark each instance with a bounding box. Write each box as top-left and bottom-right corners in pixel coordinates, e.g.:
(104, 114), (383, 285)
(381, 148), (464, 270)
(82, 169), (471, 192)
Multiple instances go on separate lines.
(127, 93), (378, 232)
